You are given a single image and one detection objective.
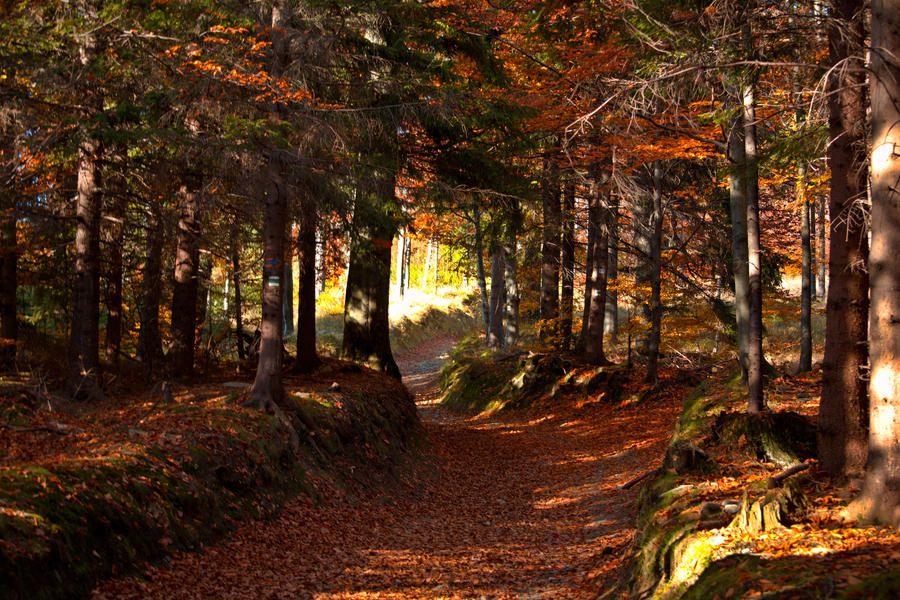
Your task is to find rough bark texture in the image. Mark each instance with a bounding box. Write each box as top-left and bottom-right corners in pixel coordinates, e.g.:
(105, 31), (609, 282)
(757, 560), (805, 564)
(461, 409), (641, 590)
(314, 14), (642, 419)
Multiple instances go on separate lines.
(854, 0), (900, 525)
(578, 197), (596, 351)
(560, 179), (575, 350)
(1, 190), (18, 369)
(103, 207), (124, 370)
(341, 174), (400, 380)
(645, 162), (663, 385)
(196, 251), (212, 350)
(742, 31), (765, 413)
(296, 197), (319, 372)
(585, 173), (610, 364)
(503, 202), (520, 348)
(817, 195), (827, 297)
(487, 244), (505, 349)
(605, 192), (619, 342)
(540, 159), (561, 345)
(818, 0), (870, 479)
(138, 202), (164, 374)
(728, 122), (751, 381)
(474, 203), (490, 337)
(169, 183), (201, 379)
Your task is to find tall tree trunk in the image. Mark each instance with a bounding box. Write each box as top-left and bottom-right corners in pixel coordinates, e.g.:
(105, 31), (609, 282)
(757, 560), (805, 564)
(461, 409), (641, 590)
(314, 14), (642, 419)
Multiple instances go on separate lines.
(605, 190), (619, 343)
(250, 153), (288, 409)
(397, 229), (406, 298)
(853, 0), (900, 525)
(283, 223), (295, 336)
(728, 121), (751, 382)
(742, 25), (765, 413)
(560, 178), (575, 350)
(342, 174), (400, 379)
(231, 231), (246, 361)
(422, 239), (432, 288)
(487, 244), (504, 348)
(810, 197), (817, 302)
(103, 208), (124, 370)
(0, 189), (17, 370)
(296, 197), (319, 372)
(578, 196), (596, 351)
(540, 158), (561, 344)
(818, 0), (870, 479)
(504, 204), (520, 348)
(196, 250), (213, 351)
(799, 162), (813, 372)
(169, 182), (201, 379)
(138, 202), (164, 374)
(817, 195), (827, 297)
(646, 161), (664, 385)
(67, 19), (103, 398)
(316, 219), (327, 295)
(585, 172), (610, 364)
(473, 203), (490, 336)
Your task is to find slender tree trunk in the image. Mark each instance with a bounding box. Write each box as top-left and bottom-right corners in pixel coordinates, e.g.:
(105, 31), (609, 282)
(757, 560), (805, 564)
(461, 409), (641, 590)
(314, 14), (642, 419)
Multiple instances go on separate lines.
(296, 197), (319, 372)
(283, 223), (295, 336)
(473, 203), (490, 336)
(853, 0), (900, 525)
(585, 172), (610, 364)
(605, 191), (619, 343)
(0, 190), (17, 370)
(810, 197), (817, 302)
(67, 21), (103, 397)
(578, 196), (596, 351)
(540, 158), (561, 344)
(818, 0), (870, 479)
(341, 174), (400, 379)
(397, 229), (406, 298)
(231, 231), (246, 361)
(487, 244), (504, 348)
(560, 178), (575, 350)
(504, 205), (520, 348)
(799, 161), (813, 372)
(169, 182), (201, 379)
(422, 239), (432, 288)
(196, 251), (212, 351)
(103, 209), (124, 370)
(742, 27), (765, 413)
(646, 161), (664, 385)
(817, 195), (827, 298)
(138, 202), (164, 373)
(728, 122), (751, 381)
(316, 219), (327, 295)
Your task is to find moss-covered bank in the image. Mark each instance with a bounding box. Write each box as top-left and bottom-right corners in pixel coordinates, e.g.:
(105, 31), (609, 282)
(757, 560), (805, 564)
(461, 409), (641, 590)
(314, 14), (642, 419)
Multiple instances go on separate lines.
(0, 359), (422, 600)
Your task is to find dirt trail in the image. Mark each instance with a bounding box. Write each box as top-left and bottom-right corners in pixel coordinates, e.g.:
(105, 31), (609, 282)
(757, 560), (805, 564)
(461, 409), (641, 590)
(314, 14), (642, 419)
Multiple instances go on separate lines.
(93, 342), (680, 600)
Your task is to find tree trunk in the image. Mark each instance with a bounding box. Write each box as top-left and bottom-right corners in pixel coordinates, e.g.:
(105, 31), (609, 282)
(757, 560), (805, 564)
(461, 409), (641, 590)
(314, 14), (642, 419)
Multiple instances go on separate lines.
(138, 202), (164, 374)
(853, 0), (900, 525)
(818, 0), (870, 479)
(646, 161), (663, 385)
(397, 229), (406, 298)
(283, 223), (295, 336)
(473, 202), (490, 336)
(296, 196), (319, 372)
(103, 209), (124, 370)
(585, 172), (610, 364)
(799, 161), (813, 372)
(728, 121), (751, 381)
(342, 174), (400, 379)
(817, 194), (827, 298)
(169, 182), (201, 379)
(810, 197), (817, 302)
(742, 27), (765, 413)
(540, 158), (561, 344)
(578, 195), (596, 351)
(316, 219), (327, 295)
(560, 178), (575, 350)
(196, 250), (212, 350)
(231, 231), (246, 361)
(487, 244), (505, 348)
(503, 217), (520, 348)
(0, 189), (17, 370)
(67, 21), (103, 398)
(605, 190), (619, 343)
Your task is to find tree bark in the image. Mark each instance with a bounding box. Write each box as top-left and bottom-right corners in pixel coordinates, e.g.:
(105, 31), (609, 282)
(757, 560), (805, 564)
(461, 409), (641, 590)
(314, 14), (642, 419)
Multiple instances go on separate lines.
(231, 230), (246, 361)
(473, 202), (490, 336)
(817, 194), (827, 297)
(818, 0), (870, 479)
(540, 158), (561, 345)
(742, 24), (765, 413)
(138, 202), (164, 374)
(853, 0), (900, 525)
(342, 174), (400, 379)
(646, 161), (663, 385)
(283, 223), (295, 336)
(487, 243), (504, 348)
(578, 195), (596, 351)
(728, 121), (751, 381)
(196, 250), (212, 350)
(397, 229), (406, 298)
(560, 178), (575, 350)
(103, 209), (124, 370)
(169, 182), (201, 379)
(504, 201), (520, 347)
(799, 161), (813, 372)
(0, 189), (17, 370)
(296, 196), (319, 372)
(605, 190), (619, 343)
(585, 171), (610, 364)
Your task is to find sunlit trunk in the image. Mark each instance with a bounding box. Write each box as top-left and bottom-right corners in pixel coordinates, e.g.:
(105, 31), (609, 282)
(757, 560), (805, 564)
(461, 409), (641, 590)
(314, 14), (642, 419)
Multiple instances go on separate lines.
(605, 190), (619, 343)
(560, 178), (575, 350)
(645, 161), (663, 385)
(585, 172), (610, 364)
(169, 182), (201, 379)
(473, 202), (489, 336)
(487, 244), (504, 349)
(540, 158), (561, 345)
(504, 201), (520, 347)
(283, 223), (294, 336)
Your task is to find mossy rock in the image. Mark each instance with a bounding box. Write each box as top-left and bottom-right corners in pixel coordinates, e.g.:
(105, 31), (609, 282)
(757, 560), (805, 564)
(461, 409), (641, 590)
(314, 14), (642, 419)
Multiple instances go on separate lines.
(711, 410), (816, 468)
(663, 441), (716, 475)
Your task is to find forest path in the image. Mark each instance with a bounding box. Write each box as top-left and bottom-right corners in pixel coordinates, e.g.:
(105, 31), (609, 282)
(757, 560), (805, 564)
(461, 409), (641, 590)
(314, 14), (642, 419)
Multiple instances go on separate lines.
(93, 340), (679, 600)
